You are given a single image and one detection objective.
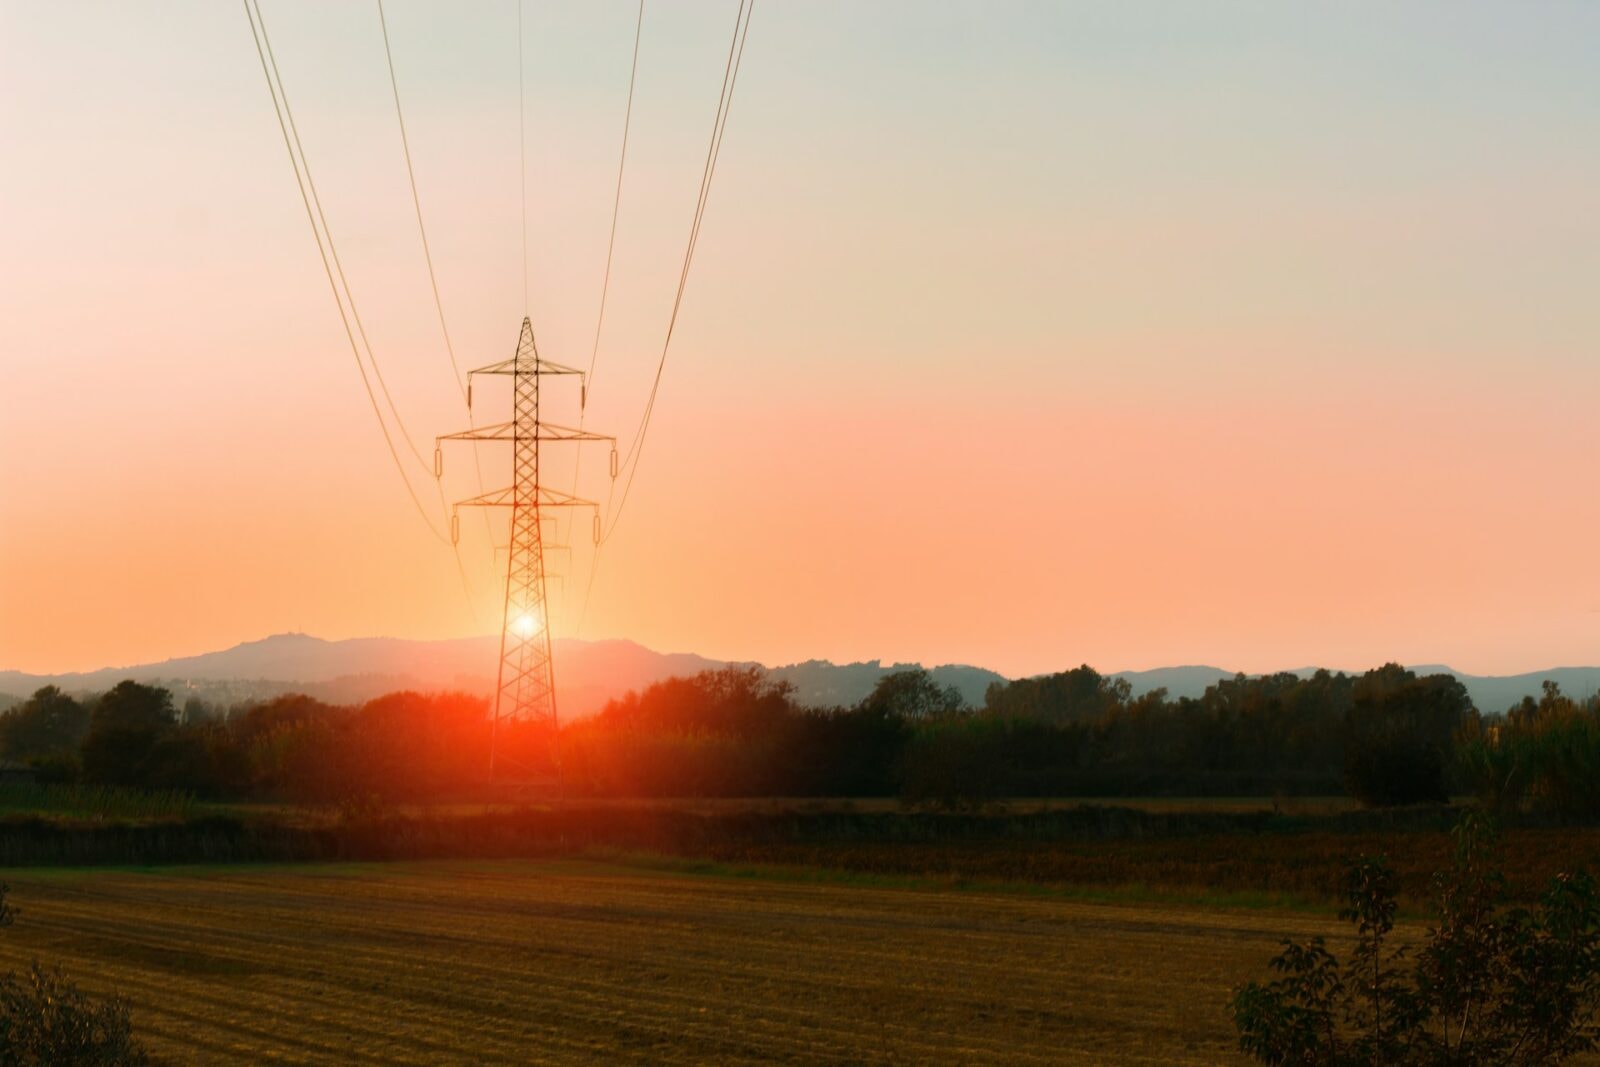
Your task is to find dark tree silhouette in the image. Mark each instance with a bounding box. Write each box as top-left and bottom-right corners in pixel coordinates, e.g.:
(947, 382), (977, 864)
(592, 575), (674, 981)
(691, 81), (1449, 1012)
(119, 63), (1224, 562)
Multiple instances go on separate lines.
(0, 686), (89, 761)
(80, 681), (175, 788)
(861, 669), (964, 720)
(1344, 667), (1470, 806)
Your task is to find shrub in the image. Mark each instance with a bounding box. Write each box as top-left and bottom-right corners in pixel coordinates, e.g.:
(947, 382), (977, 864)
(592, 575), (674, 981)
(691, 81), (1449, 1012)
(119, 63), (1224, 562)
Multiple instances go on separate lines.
(0, 884), (148, 1065)
(0, 963), (147, 1065)
(1232, 813), (1600, 1064)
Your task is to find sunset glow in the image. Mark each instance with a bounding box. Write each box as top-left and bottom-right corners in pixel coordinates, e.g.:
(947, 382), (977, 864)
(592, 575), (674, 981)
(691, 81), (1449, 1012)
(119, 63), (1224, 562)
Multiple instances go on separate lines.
(5, 6), (1600, 1062)
(3, 2), (1598, 679)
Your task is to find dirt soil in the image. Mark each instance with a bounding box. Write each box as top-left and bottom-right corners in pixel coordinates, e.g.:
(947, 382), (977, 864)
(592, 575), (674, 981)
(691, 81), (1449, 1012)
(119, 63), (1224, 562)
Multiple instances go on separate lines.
(0, 860), (1358, 1065)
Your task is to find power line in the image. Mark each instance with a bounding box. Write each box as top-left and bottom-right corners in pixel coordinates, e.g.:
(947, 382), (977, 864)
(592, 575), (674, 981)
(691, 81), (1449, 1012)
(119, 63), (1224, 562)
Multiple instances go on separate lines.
(377, 0), (466, 401)
(243, 0), (450, 546)
(377, 0), (495, 551)
(249, 3), (479, 622)
(575, 0), (756, 635)
(563, 0), (645, 628)
(605, 0), (755, 541)
(252, 0), (437, 484)
(585, 0), (645, 395)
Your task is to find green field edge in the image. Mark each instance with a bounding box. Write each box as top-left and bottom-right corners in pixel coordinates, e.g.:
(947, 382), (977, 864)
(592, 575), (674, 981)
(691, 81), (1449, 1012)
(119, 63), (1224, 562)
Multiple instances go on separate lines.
(0, 849), (1363, 920)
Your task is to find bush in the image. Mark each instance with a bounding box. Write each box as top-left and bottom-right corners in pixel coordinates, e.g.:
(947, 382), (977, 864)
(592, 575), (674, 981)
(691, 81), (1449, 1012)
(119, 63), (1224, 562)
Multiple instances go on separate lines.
(1232, 813), (1600, 1064)
(0, 884), (148, 1065)
(0, 963), (147, 1065)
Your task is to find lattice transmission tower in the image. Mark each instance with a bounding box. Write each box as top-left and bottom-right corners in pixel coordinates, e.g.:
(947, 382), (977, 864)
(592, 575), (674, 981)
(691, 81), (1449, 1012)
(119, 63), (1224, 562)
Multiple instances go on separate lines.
(436, 317), (614, 778)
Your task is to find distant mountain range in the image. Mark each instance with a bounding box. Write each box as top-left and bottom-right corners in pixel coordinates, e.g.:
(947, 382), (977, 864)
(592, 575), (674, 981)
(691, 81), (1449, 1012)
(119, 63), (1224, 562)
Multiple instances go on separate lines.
(0, 633), (1004, 718)
(2, 634), (1596, 716)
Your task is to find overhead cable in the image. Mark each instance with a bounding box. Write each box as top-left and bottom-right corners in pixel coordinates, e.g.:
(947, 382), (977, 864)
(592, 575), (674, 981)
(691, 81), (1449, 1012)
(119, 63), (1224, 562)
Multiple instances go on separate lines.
(604, 0), (755, 542)
(244, 0), (451, 546)
(564, 0), (645, 628)
(575, 0), (756, 635)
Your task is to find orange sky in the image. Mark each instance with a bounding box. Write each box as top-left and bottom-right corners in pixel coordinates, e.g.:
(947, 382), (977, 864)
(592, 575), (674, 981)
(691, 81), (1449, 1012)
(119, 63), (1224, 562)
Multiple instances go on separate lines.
(3, 3), (1598, 679)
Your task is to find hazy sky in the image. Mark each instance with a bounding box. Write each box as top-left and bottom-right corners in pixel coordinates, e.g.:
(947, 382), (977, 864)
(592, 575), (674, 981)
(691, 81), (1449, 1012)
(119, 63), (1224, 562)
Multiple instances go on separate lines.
(2, 2), (1597, 678)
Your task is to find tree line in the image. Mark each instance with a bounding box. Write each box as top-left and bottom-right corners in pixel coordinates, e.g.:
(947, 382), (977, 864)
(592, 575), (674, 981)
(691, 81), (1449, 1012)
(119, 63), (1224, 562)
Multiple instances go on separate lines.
(1, 663), (1597, 809)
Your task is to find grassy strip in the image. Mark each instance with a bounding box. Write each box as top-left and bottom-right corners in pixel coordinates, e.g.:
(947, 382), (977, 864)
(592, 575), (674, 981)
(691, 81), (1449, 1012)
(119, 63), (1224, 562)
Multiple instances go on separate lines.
(1, 804), (1594, 917)
(0, 782), (195, 821)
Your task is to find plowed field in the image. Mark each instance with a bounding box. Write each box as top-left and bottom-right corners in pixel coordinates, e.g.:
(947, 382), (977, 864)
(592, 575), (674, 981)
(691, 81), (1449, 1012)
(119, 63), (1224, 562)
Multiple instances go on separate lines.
(0, 861), (1349, 1064)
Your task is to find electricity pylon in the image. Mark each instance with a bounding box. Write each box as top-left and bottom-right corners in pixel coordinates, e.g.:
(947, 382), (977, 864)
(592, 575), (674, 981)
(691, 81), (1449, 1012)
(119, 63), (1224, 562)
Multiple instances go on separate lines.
(436, 317), (614, 779)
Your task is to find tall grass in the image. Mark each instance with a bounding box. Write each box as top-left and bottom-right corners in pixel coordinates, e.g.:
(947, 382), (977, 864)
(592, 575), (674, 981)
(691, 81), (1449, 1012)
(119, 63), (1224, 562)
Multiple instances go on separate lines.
(0, 782), (195, 820)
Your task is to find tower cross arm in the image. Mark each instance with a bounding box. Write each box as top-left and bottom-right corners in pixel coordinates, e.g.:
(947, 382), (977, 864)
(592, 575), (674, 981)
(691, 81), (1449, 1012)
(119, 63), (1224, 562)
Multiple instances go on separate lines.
(437, 421), (616, 444)
(467, 356), (585, 378)
(452, 485), (599, 510)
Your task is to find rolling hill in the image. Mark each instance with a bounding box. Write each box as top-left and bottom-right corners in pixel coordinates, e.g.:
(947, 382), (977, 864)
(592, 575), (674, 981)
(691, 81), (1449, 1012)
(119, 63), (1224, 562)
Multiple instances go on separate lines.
(3, 635), (1593, 717)
(0, 634), (1003, 717)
